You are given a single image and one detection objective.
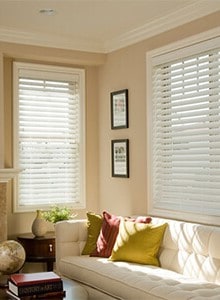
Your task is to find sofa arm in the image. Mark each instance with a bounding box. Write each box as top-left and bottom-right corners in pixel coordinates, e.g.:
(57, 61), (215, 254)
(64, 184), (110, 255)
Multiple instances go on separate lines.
(55, 219), (87, 273)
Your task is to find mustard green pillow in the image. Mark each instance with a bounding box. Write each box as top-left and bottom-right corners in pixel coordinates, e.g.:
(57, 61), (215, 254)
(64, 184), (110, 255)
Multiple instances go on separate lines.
(81, 212), (103, 255)
(109, 220), (167, 266)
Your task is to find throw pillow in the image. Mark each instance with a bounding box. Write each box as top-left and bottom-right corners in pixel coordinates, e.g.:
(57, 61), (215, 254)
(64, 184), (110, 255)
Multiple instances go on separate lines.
(109, 220), (167, 266)
(125, 216), (152, 223)
(90, 211), (121, 258)
(81, 212), (103, 255)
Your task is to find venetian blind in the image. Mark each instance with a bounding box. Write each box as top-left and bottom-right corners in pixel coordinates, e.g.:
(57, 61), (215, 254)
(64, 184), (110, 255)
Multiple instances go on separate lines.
(149, 36), (220, 220)
(13, 63), (85, 211)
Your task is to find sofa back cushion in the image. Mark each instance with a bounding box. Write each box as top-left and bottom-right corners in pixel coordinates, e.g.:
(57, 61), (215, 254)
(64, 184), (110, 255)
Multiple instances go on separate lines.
(152, 218), (220, 284)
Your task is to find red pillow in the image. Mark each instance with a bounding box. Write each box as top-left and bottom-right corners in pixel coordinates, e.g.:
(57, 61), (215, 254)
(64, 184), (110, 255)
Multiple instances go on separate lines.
(125, 216), (152, 223)
(90, 211), (121, 258)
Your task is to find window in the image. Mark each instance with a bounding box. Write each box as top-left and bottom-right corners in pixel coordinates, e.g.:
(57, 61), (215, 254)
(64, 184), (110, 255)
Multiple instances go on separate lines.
(147, 30), (220, 225)
(13, 62), (85, 212)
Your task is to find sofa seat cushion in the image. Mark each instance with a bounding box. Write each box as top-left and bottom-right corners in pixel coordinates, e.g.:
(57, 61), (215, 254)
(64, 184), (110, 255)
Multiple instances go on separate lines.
(58, 256), (220, 300)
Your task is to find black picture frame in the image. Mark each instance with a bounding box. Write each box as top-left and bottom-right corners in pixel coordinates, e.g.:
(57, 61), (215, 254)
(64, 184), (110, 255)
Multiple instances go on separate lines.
(111, 139), (129, 178)
(111, 89), (128, 129)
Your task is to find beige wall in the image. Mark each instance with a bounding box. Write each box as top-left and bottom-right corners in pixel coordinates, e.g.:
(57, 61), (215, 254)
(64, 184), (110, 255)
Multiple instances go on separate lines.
(0, 43), (105, 237)
(98, 12), (220, 216)
(1, 11), (220, 239)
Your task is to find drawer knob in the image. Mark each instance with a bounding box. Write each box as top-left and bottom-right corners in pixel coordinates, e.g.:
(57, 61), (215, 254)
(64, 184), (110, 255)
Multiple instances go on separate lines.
(49, 244), (53, 252)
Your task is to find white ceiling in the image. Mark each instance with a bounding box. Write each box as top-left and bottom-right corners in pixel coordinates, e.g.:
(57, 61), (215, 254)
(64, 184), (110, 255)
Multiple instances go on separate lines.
(0, 0), (219, 53)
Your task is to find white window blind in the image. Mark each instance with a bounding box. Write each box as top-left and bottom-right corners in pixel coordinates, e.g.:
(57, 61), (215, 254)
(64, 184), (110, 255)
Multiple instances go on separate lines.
(13, 63), (85, 212)
(147, 34), (220, 225)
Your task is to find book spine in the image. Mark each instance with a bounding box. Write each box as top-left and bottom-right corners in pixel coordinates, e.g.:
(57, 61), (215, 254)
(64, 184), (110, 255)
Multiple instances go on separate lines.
(7, 290), (66, 300)
(14, 281), (63, 297)
(32, 290), (66, 299)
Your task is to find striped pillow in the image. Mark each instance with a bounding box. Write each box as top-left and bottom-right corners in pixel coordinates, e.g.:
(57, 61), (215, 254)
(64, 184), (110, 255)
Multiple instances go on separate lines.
(90, 211), (121, 258)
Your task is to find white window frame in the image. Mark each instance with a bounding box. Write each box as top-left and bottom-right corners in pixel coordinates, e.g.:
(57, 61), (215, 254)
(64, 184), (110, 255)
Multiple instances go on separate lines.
(146, 27), (220, 226)
(13, 62), (86, 212)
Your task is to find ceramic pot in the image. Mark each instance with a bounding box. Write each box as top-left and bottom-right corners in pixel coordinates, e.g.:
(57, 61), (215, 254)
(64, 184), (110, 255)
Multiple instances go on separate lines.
(31, 210), (47, 237)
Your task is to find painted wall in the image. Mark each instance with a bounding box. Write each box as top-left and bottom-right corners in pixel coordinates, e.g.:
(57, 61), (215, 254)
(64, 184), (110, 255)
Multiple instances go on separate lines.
(98, 12), (220, 217)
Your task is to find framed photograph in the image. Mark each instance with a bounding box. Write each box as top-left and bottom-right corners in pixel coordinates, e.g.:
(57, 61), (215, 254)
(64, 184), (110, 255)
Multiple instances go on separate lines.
(111, 89), (128, 129)
(111, 139), (129, 178)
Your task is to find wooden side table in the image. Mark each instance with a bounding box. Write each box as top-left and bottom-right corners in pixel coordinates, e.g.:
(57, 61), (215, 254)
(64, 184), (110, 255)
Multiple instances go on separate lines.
(17, 232), (55, 272)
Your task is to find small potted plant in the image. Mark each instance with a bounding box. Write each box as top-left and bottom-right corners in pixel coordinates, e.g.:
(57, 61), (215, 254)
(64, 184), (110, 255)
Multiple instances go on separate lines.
(42, 206), (76, 223)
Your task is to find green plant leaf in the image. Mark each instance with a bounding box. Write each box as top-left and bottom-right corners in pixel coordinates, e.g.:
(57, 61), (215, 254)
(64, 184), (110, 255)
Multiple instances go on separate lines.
(42, 206), (74, 223)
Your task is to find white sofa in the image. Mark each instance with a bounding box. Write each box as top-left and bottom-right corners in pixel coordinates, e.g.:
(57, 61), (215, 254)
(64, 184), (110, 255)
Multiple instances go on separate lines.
(55, 217), (220, 300)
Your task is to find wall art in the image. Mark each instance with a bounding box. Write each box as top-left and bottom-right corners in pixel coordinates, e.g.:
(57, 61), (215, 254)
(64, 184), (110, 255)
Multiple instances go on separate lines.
(110, 89), (128, 129)
(111, 139), (129, 178)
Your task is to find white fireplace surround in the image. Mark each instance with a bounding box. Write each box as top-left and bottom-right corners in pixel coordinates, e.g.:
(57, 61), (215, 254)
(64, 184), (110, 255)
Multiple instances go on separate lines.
(0, 168), (21, 241)
(0, 168), (21, 183)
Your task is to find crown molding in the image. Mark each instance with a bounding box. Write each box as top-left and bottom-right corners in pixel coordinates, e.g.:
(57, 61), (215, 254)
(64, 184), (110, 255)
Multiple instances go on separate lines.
(104, 1), (220, 52)
(0, 0), (219, 54)
(0, 27), (106, 53)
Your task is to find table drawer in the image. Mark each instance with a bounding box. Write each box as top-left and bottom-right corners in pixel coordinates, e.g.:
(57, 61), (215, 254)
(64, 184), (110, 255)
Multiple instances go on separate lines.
(19, 238), (55, 258)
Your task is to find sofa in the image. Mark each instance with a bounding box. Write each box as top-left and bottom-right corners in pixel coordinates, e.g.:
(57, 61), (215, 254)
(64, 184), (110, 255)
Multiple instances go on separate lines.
(55, 215), (220, 300)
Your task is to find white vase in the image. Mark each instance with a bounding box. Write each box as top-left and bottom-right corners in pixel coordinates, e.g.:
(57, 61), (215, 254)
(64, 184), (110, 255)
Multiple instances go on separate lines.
(31, 210), (47, 237)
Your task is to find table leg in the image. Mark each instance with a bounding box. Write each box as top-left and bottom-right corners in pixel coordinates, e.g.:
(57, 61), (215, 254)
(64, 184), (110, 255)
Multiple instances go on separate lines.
(47, 261), (54, 271)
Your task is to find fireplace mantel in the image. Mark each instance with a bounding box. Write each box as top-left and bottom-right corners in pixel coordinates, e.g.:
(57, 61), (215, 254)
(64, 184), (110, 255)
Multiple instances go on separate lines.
(0, 168), (21, 182)
(0, 168), (21, 241)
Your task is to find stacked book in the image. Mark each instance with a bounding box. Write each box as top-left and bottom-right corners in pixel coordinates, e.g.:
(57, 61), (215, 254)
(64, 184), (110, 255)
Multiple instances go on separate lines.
(6, 271), (65, 299)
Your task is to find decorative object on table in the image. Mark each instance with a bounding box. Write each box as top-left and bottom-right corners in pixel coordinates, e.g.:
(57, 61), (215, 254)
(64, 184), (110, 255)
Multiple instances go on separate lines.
(31, 210), (47, 237)
(111, 139), (129, 178)
(111, 89), (128, 129)
(42, 205), (77, 223)
(0, 240), (25, 275)
(8, 271), (64, 298)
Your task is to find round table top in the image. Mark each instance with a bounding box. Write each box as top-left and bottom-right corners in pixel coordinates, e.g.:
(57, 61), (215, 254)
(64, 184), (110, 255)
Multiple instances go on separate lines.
(17, 232), (55, 240)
